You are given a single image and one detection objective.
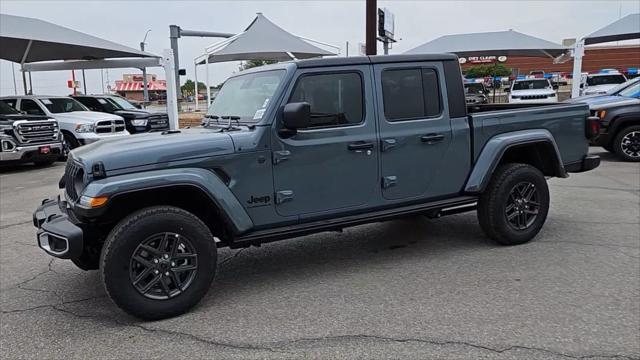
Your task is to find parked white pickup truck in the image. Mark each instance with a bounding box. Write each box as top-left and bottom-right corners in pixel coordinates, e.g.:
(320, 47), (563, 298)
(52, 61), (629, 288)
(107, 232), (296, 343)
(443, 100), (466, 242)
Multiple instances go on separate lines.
(581, 73), (628, 96)
(0, 95), (129, 149)
(507, 79), (558, 104)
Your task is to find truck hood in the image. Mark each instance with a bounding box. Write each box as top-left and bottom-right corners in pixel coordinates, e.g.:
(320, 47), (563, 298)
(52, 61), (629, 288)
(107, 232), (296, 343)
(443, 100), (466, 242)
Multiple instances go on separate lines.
(52, 111), (123, 124)
(113, 109), (164, 118)
(0, 113), (52, 125)
(583, 84), (617, 94)
(71, 128), (234, 172)
(569, 95), (640, 109)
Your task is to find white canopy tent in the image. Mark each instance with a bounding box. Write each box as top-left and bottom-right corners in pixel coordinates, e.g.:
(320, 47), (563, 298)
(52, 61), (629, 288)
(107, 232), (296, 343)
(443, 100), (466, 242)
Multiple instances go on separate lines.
(193, 13), (338, 109)
(0, 13), (179, 129)
(571, 13), (640, 98)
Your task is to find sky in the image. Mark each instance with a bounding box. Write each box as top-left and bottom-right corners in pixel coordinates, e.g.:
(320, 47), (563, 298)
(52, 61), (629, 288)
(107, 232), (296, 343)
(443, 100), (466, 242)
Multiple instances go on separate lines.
(1, 0), (639, 96)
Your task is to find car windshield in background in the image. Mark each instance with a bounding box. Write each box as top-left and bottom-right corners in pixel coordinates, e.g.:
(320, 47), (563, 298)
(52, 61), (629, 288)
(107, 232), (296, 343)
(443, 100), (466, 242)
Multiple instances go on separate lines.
(618, 82), (640, 98)
(206, 70), (285, 122)
(512, 80), (550, 90)
(0, 101), (20, 115)
(107, 96), (137, 110)
(464, 83), (484, 94)
(586, 75), (626, 86)
(42, 98), (87, 113)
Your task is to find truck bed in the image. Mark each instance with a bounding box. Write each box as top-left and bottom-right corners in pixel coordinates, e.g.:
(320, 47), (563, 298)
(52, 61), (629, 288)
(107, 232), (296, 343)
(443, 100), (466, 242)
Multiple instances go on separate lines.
(468, 103), (591, 166)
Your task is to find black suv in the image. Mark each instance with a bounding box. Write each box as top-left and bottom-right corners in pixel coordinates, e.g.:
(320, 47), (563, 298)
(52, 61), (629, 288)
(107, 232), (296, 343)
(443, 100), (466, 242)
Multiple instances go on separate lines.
(72, 95), (169, 134)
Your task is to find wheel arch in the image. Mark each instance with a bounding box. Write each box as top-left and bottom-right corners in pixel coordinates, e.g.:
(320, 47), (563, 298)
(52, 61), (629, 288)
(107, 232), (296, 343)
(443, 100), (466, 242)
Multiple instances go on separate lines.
(609, 114), (640, 141)
(82, 168), (254, 241)
(465, 130), (565, 194)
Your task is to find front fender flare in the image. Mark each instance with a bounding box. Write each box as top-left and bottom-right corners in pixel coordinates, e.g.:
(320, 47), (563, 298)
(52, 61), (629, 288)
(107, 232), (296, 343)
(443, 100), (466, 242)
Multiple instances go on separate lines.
(81, 168), (253, 234)
(465, 129), (566, 194)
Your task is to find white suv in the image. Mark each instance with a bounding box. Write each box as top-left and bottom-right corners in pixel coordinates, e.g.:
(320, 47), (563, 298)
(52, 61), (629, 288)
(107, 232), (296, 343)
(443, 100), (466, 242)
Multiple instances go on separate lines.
(507, 79), (558, 104)
(0, 95), (129, 148)
(581, 73), (628, 96)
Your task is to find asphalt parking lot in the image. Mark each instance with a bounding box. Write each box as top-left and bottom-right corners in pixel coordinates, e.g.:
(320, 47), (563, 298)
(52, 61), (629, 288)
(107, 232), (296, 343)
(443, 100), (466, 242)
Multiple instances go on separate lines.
(0, 147), (638, 359)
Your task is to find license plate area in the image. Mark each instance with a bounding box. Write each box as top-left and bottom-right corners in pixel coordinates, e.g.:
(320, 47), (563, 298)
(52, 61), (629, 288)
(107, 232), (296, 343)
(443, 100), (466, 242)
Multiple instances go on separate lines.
(39, 146), (51, 154)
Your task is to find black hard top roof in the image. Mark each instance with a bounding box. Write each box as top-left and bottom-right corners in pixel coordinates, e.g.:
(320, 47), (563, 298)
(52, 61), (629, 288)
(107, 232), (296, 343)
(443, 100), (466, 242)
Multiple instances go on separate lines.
(296, 53), (459, 68)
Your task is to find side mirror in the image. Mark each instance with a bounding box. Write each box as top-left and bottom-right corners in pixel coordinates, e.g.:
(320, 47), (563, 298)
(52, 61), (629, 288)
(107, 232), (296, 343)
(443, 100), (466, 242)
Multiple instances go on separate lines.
(282, 102), (310, 130)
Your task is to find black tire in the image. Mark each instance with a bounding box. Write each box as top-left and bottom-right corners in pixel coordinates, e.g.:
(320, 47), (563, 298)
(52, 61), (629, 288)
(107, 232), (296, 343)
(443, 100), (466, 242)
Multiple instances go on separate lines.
(62, 132), (80, 150)
(100, 206), (217, 320)
(477, 163), (550, 245)
(33, 158), (56, 167)
(613, 125), (640, 162)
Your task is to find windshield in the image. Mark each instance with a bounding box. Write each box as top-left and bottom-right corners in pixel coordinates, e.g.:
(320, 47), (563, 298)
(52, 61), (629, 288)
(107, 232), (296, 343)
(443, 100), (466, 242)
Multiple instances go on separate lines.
(464, 83), (485, 94)
(586, 75), (626, 86)
(206, 70), (285, 122)
(42, 98), (87, 113)
(512, 80), (551, 91)
(618, 82), (640, 98)
(107, 96), (137, 110)
(607, 78), (640, 95)
(0, 101), (20, 115)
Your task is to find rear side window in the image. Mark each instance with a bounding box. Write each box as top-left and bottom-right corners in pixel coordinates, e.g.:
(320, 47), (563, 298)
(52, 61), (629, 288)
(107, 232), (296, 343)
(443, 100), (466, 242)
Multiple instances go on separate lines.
(382, 68), (442, 121)
(289, 72), (364, 129)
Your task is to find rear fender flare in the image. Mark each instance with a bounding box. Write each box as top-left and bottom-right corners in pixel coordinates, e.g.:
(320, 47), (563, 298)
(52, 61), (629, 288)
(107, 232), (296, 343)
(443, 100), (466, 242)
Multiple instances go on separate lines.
(465, 129), (565, 194)
(81, 168), (253, 234)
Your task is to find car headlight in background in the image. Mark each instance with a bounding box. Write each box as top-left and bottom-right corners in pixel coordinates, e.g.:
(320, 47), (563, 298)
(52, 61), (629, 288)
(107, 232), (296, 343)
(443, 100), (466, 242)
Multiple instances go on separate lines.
(130, 119), (148, 126)
(75, 123), (95, 133)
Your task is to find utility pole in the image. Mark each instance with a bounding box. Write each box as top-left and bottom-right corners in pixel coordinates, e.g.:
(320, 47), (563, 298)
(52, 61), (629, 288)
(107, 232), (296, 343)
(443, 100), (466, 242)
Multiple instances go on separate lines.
(366, 0), (377, 55)
(141, 29), (151, 107)
(81, 69), (87, 94)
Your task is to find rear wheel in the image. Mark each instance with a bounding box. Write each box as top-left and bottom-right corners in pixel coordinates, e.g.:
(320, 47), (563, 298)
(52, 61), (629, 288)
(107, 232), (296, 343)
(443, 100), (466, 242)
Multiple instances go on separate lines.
(100, 206), (217, 320)
(613, 125), (640, 162)
(477, 163), (550, 245)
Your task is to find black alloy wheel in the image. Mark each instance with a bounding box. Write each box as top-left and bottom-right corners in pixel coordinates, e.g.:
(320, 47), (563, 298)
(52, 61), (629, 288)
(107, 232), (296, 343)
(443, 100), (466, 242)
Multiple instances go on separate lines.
(504, 182), (540, 231)
(129, 232), (198, 300)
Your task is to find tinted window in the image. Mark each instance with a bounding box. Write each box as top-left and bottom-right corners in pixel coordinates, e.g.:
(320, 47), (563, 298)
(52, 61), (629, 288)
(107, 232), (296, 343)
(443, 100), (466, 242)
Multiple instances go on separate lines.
(289, 72), (363, 128)
(75, 97), (102, 111)
(618, 82), (640, 98)
(20, 99), (45, 115)
(1, 99), (17, 109)
(512, 80), (551, 90)
(0, 101), (20, 115)
(41, 98), (86, 113)
(587, 75), (626, 86)
(382, 68), (442, 121)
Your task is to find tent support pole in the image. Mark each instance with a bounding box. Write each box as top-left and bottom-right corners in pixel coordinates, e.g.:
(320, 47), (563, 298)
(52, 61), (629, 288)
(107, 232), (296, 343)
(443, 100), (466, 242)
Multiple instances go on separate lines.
(162, 49), (179, 130)
(28, 72), (33, 95)
(194, 62), (199, 111)
(82, 69), (87, 94)
(206, 56), (211, 106)
(571, 39), (585, 98)
(20, 40), (33, 95)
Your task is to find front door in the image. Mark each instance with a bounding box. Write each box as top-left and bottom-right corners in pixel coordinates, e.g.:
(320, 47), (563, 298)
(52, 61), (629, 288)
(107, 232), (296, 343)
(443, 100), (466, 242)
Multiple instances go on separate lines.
(373, 63), (453, 200)
(271, 66), (379, 218)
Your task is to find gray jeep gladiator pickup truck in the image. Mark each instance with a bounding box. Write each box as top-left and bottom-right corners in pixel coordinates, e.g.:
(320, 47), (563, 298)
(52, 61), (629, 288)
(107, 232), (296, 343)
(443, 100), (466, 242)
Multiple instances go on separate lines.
(33, 54), (600, 319)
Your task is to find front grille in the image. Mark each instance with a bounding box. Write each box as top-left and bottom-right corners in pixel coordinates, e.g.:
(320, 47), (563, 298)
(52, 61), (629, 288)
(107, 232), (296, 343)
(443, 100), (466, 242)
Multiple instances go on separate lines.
(95, 119), (126, 133)
(14, 120), (58, 144)
(466, 98), (477, 104)
(64, 161), (84, 202)
(520, 94), (549, 100)
(147, 114), (169, 130)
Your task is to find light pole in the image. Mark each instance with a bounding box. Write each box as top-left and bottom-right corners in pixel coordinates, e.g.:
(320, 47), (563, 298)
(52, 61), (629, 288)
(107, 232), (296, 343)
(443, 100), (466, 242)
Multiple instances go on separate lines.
(140, 29), (151, 107)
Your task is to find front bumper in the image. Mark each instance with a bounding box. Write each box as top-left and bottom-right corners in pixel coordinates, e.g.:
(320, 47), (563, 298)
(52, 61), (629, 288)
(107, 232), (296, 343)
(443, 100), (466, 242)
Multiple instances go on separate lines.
(33, 197), (83, 259)
(0, 142), (63, 162)
(565, 154), (601, 173)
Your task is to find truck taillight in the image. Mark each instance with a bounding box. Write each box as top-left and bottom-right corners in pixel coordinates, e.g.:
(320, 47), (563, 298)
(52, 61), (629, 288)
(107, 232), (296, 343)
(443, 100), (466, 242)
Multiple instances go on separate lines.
(586, 116), (600, 139)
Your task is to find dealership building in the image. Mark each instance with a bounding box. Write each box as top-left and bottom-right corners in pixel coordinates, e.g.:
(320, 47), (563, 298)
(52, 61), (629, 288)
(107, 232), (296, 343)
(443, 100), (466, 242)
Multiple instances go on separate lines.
(459, 45), (640, 76)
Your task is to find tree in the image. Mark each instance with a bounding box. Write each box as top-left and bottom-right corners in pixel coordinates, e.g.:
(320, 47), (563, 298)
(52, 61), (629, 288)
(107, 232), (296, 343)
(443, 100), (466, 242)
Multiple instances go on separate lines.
(180, 79), (206, 96)
(463, 64), (512, 79)
(238, 59), (277, 71)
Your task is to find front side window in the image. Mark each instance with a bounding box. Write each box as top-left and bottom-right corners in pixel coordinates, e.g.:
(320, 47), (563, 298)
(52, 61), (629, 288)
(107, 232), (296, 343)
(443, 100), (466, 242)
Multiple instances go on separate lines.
(107, 96), (137, 110)
(382, 68), (442, 121)
(41, 98), (87, 113)
(207, 70), (285, 123)
(0, 100), (20, 115)
(289, 72), (364, 129)
(20, 99), (45, 115)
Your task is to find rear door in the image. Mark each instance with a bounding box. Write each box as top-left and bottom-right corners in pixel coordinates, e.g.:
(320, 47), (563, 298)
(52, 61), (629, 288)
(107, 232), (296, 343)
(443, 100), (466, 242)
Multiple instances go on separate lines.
(271, 66), (379, 218)
(373, 62), (453, 200)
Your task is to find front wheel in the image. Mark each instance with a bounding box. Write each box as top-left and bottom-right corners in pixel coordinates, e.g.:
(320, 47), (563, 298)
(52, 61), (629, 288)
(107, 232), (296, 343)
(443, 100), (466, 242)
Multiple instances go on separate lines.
(477, 163), (550, 245)
(613, 125), (640, 162)
(100, 206), (217, 320)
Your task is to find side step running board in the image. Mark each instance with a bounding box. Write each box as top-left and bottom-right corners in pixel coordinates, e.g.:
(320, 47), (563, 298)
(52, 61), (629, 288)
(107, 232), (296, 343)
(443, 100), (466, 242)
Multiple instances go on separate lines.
(229, 196), (478, 248)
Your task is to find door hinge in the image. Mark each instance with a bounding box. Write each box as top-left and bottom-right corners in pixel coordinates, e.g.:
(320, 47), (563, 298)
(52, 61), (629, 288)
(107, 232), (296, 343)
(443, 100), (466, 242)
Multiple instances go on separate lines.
(382, 176), (397, 189)
(272, 150), (291, 165)
(275, 190), (294, 204)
